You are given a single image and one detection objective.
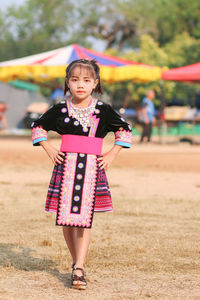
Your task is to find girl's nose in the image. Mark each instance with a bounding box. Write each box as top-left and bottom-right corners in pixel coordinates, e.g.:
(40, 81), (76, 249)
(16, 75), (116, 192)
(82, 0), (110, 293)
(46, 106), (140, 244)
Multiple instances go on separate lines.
(77, 81), (84, 88)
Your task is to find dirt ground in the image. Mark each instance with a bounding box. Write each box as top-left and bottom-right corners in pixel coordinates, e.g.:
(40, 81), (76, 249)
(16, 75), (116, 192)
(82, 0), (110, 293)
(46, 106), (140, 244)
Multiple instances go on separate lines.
(0, 135), (200, 300)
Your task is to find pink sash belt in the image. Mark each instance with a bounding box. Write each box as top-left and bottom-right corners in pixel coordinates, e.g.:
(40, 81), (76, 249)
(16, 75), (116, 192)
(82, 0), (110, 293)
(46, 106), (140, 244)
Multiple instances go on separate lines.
(60, 134), (103, 155)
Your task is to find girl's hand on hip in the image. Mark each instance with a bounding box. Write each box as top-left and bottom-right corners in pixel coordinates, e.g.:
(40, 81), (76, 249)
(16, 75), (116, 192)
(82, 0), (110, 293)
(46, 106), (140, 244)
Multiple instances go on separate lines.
(39, 141), (65, 165)
(98, 152), (114, 170)
(49, 148), (65, 165)
(98, 145), (122, 170)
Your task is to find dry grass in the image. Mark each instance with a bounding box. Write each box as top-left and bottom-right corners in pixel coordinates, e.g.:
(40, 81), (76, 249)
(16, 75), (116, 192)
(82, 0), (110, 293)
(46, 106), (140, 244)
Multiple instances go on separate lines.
(0, 137), (200, 299)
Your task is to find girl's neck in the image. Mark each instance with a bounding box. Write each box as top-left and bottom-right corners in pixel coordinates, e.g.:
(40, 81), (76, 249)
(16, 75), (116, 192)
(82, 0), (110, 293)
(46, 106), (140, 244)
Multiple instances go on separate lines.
(71, 96), (92, 108)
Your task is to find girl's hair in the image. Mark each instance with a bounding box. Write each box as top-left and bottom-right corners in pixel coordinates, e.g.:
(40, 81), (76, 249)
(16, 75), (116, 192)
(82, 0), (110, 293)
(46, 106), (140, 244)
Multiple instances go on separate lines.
(64, 59), (103, 95)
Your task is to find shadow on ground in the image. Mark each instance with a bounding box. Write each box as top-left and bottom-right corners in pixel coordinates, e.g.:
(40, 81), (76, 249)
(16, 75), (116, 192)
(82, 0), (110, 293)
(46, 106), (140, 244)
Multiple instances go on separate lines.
(0, 243), (72, 288)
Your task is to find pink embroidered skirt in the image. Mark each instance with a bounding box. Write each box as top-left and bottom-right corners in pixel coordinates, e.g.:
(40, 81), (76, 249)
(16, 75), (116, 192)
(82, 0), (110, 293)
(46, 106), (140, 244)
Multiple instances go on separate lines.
(45, 152), (113, 228)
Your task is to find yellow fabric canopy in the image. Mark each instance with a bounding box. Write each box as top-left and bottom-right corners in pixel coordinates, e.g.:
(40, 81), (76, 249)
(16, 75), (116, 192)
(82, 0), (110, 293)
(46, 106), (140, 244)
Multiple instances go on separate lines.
(0, 64), (162, 83)
(0, 44), (162, 83)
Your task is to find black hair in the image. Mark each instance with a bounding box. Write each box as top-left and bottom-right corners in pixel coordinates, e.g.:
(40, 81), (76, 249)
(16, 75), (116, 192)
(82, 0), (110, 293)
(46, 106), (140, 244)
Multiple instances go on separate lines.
(64, 59), (103, 95)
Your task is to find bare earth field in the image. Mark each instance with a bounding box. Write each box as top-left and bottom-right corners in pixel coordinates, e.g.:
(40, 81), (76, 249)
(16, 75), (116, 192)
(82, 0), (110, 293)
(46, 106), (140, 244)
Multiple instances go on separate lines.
(0, 135), (200, 300)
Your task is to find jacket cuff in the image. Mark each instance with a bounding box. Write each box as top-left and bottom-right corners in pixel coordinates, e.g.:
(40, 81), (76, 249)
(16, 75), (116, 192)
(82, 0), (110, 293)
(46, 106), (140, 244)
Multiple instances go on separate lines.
(114, 141), (131, 148)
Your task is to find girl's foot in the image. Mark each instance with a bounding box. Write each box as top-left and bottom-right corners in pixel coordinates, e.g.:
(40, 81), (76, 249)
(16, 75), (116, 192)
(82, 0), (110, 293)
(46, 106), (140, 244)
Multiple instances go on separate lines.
(71, 263), (76, 283)
(72, 267), (87, 290)
(72, 263), (75, 270)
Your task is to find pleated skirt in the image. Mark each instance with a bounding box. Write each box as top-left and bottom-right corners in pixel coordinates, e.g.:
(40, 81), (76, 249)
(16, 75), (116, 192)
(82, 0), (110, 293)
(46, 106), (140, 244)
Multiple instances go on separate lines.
(45, 152), (113, 228)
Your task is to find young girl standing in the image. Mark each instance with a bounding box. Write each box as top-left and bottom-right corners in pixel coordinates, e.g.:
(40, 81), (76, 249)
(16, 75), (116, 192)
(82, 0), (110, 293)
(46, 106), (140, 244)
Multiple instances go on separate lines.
(31, 59), (132, 290)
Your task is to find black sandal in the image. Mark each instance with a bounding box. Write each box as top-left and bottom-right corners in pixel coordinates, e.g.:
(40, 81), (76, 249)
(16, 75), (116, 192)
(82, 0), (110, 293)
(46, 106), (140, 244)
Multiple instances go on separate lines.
(72, 267), (87, 290)
(71, 263), (75, 283)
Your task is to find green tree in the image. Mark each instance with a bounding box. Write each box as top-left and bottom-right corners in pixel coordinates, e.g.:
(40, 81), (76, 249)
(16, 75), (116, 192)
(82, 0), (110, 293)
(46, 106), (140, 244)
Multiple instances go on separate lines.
(154, 0), (200, 45)
(164, 33), (200, 68)
(104, 34), (168, 108)
(122, 35), (168, 67)
(0, 0), (199, 107)
(0, 0), (85, 61)
(79, 0), (200, 50)
(104, 33), (199, 108)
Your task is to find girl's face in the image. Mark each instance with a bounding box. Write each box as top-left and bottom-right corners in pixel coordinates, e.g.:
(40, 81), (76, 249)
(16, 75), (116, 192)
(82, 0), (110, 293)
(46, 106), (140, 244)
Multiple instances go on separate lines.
(66, 66), (98, 102)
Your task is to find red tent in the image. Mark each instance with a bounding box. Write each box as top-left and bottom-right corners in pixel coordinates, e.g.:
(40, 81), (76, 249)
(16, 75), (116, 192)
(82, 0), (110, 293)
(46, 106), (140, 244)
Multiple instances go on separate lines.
(162, 62), (200, 83)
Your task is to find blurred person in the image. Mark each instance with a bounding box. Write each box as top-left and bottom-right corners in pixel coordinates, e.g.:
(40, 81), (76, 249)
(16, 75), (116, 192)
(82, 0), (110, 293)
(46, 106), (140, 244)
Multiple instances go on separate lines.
(140, 90), (156, 143)
(31, 59), (132, 290)
(50, 81), (64, 106)
(0, 101), (8, 129)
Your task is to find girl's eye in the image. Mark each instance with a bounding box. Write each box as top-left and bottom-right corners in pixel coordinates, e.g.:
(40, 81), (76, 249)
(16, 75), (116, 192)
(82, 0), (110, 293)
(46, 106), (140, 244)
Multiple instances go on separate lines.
(85, 79), (90, 82)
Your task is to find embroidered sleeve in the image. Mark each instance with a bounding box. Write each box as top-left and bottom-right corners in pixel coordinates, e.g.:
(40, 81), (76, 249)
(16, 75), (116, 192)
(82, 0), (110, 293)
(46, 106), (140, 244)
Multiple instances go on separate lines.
(30, 104), (58, 146)
(106, 104), (132, 148)
(114, 127), (132, 148)
(31, 125), (48, 146)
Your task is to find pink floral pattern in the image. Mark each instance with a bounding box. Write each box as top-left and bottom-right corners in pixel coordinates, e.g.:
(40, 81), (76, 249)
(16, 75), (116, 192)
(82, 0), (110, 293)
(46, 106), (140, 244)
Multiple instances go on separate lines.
(88, 115), (100, 137)
(31, 126), (48, 143)
(115, 128), (132, 144)
(56, 153), (97, 227)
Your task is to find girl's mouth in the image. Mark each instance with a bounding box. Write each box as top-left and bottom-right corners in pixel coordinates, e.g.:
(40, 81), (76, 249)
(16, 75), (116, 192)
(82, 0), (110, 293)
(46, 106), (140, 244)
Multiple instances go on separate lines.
(77, 91), (85, 94)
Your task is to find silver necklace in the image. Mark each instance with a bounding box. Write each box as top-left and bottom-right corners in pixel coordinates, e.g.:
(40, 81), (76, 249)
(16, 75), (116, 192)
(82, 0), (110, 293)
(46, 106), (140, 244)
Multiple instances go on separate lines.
(69, 98), (97, 130)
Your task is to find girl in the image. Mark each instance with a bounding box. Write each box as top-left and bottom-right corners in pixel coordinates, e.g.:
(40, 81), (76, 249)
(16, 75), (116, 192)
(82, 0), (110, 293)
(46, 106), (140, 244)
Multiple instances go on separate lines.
(31, 59), (132, 290)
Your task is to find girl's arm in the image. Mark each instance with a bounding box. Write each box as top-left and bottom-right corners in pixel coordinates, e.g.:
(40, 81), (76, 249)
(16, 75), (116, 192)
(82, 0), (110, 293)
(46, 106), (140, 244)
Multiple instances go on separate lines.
(31, 104), (64, 165)
(99, 104), (132, 170)
(97, 144), (122, 170)
(39, 140), (65, 165)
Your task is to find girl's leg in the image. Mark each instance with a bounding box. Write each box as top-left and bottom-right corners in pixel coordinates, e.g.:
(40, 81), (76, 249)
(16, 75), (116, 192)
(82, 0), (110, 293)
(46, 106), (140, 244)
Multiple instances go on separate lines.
(75, 228), (91, 268)
(63, 226), (91, 287)
(62, 227), (77, 264)
(63, 227), (91, 266)
(72, 228), (91, 287)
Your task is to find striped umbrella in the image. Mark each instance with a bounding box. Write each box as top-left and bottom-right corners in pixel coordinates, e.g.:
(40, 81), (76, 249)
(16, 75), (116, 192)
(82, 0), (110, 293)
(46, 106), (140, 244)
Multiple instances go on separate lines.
(0, 44), (162, 83)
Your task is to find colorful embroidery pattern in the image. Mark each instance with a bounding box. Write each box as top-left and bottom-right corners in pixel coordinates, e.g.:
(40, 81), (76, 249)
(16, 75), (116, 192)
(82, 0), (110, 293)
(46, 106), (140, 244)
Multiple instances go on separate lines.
(66, 97), (98, 133)
(56, 153), (77, 226)
(31, 126), (48, 144)
(44, 159), (112, 214)
(80, 154), (97, 226)
(46, 163), (63, 212)
(30, 100), (133, 229)
(56, 153), (97, 228)
(70, 154), (87, 215)
(88, 115), (100, 137)
(94, 169), (113, 212)
(115, 129), (132, 145)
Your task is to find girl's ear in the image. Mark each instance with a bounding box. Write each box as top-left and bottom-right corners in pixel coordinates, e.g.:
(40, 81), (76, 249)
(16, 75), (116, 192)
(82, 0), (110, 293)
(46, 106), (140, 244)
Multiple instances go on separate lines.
(94, 78), (99, 88)
(64, 78), (70, 95)
(65, 78), (69, 86)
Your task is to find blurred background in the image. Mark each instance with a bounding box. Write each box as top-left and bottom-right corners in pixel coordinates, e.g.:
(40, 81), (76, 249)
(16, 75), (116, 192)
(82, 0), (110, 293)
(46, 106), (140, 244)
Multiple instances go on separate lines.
(1, 2), (200, 299)
(0, 0), (200, 142)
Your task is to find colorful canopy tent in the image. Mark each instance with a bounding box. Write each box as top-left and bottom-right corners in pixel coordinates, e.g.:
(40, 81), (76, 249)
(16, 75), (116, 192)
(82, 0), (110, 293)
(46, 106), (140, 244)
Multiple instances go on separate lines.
(162, 62), (200, 83)
(0, 44), (162, 83)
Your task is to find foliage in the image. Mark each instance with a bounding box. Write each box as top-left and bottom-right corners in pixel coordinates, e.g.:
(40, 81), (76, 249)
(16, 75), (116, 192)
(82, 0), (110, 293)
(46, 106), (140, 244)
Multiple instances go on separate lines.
(0, 0), (90, 61)
(0, 0), (200, 106)
(104, 33), (200, 108)
(154, 0), (200, 45)
(121, 35), (168, 67)
(78, 0), (200, 49)
(164, 33), (200, 68)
